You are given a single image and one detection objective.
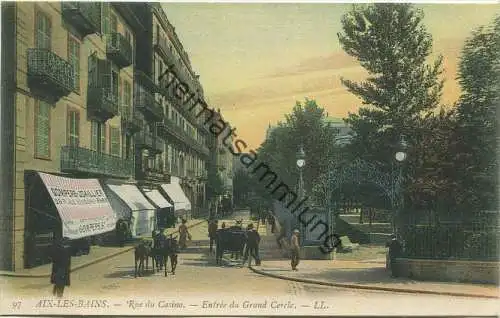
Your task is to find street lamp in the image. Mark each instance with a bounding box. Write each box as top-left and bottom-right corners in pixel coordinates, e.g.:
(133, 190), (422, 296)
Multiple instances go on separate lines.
(296, 145), (306, 244)
(393, 135), (408, 235)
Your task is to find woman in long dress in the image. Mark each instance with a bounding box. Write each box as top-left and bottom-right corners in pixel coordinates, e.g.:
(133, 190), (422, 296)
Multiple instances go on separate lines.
(178, 219), (191, 249)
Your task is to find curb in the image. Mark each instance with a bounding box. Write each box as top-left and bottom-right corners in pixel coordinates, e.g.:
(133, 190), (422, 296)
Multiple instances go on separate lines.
(0, 220), (206, 278)
(248, 266), (499, 300)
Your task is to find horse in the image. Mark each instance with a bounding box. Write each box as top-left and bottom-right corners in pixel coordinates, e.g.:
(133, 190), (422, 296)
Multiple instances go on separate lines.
(134, 240), (152, 278)
(151, 232), (179, 276)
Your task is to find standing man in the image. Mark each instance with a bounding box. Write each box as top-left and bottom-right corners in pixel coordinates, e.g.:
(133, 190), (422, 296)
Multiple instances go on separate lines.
(208, 219), (218, 254)
(50, 237), (71, 298)
(290, 229), (300, 271)
(243, 223), (261, 267)
(386, 234), (403, 277)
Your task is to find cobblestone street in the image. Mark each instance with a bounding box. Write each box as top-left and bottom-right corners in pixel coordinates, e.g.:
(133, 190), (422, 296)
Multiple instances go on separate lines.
(2, 211), (498, 316)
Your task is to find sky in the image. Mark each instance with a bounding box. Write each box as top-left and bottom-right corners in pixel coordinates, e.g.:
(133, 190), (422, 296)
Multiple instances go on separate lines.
(163, 3), (500, 149)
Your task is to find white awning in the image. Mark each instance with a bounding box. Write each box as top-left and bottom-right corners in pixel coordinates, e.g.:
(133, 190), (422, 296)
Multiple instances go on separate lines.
(38, 172), (116, 240)
(106, 184), (155, 211)
(160, 176), (191, 212)
(142, 189), (172, 209)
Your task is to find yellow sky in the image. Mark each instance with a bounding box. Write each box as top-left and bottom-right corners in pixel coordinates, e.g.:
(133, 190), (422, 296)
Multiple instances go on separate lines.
(163, 3), (500, 149)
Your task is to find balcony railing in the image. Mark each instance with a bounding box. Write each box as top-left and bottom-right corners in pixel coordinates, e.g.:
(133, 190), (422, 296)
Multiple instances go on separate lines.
(137, 167), (170, 183)
(106, 32), (133, 68)
(121, 106), (142, 134)
(27, 48), (74, 102)
(61, 2), (101, 37)
(135, 130), (154, 150)
(135, 69), (160, 94)
(157, 117), (210, 157)
(60, 145), (133, 179)
(87, 87), (118, 122)
(135, 90), (164, 121)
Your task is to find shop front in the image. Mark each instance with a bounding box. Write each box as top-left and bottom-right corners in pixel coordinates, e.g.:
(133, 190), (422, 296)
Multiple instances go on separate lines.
(160, 176), (191, 221)
(141, 188), (174, 230)
(24, 171), (116, 268)
(103, 182), (156, 237)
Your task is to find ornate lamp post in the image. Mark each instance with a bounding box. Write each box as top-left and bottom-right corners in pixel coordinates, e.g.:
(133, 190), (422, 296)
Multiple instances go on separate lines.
(393, 135), (408, 235)
(296, 145), (306, 244)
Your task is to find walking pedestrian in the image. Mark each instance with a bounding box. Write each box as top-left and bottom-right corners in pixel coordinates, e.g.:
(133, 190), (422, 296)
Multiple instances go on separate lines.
(386, 234), (403, 277)
(178, 219), (191, 249)
(243, 223), (261, 267)
(290, 229), (300, 271)
(208, 219), (218, 254)
(50, 237), (71, 298)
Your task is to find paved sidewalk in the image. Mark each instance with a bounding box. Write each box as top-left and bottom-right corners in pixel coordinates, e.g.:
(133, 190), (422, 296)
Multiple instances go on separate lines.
(0, 218), (205, 278)
(250, 222), (499, 299)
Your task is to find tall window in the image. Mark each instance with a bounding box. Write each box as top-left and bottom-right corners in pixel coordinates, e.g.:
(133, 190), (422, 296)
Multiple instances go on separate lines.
(111, 68), (119, 102)
(125, 29), (134, 62)
(101, 3), (109, 35)
(91, 121), (106, 153)
(67, 35), (80, 92)
(110, 127), (120, 157)
(123, 80), (131, 115)
(110, 14), (118, 34)
(35, 11), (51, 50)
(35, 100), (51, 159)
(67, 110), (80, 146)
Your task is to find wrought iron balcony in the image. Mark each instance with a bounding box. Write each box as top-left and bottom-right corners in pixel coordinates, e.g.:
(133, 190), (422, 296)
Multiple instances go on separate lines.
(135, 69), (160, 94)
(135, 130), (154, 150)
(61, 2), (101, 37)
(121, 107), (142, 134)
(27, 48), (74, 102)
(87, 87), (118, 122)
(135, 90), (164, 121)
(152, 137), (164, 154)
(137, 167), (170, 183)
(106, 32), (133, 68)
(60, 145), (133, 179)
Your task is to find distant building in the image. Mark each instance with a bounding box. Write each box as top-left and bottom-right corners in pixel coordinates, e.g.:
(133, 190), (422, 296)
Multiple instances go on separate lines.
(324, 117), (353, 146)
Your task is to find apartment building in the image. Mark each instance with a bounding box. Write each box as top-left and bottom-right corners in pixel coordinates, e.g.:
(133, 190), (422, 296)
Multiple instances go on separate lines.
(147, 4), (212, 218)
(0, 2), (213, 271)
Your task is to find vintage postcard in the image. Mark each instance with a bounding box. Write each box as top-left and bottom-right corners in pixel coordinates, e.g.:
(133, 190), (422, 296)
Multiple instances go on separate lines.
(0, 1), (499, 317)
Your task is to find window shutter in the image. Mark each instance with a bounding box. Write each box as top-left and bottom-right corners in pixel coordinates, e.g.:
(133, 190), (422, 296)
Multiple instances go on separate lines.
(90, 121), (98, 151)
(35, 101), (50, 158)
(101, 124), (107, 153)
(101, 3), (110, 35)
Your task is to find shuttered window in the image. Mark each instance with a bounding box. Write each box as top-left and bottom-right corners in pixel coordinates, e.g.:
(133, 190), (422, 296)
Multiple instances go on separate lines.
(35, 11), (51, 50)
(67, 36), (80, 92)
(101, 3), (110, 35)
(101, 124), (107, 153)
(110, 127), (120, 157)
(123, 80), (131, 115)
(35, 100), (51, 159)
(67, 110), (80, 146)
(90, 121), (99, 151)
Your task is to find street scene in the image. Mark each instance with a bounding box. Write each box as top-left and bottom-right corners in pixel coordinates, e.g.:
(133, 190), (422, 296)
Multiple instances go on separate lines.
(0, 1), (499, 317)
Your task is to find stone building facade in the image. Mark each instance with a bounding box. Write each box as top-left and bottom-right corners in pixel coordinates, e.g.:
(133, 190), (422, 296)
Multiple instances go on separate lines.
(0, 2), (214, 271)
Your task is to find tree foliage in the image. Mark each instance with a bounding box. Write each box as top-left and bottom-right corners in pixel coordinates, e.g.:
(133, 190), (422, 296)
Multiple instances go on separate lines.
(255, 99), (340, 202)
(338, 3), (444, 165)
(449, 16), (500, 215)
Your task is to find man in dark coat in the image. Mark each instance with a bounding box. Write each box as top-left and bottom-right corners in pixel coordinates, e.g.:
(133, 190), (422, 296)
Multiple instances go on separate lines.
(50, 237), (72, 298)
(242, 223), (261, 267)
(386, 234), (403, 277)
(208, 219), (218, 254)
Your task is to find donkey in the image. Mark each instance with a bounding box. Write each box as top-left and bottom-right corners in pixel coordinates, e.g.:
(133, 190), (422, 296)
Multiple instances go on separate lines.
(134, 240), (152, 278)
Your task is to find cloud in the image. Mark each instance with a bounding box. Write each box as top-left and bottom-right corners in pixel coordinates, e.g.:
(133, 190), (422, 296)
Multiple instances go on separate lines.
(262, 52), (359, 79)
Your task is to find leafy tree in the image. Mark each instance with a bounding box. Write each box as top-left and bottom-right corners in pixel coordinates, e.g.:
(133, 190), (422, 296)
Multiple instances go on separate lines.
(258, 99), (340, 197)
(232, 169), (252, 206)
(449, 16), (500, 216)
(338, 3), (444, 166)
(206, 168), (224, 203)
